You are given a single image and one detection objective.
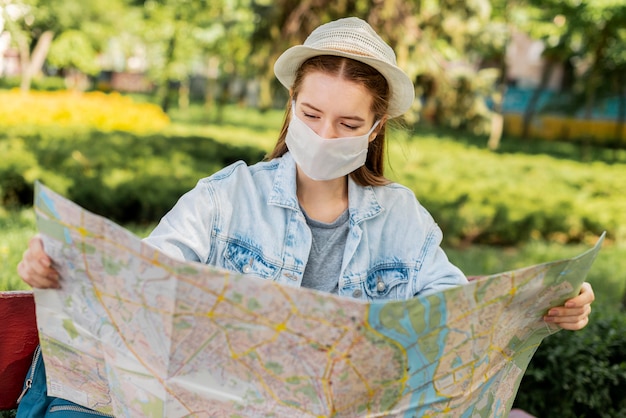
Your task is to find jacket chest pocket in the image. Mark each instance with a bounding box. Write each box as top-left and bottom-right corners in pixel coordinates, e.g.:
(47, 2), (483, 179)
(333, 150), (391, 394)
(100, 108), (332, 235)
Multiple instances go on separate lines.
(363, 266), (410, 300)
(224, 241), (280, 281)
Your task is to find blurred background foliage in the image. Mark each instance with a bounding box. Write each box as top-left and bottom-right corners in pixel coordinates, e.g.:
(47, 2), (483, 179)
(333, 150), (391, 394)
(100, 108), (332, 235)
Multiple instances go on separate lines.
(1, 1), (626, 416)
(2, 0), (625, 143)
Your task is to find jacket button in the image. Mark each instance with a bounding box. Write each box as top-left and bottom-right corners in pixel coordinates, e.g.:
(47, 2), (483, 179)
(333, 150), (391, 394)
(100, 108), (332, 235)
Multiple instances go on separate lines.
(352, 289), (363, 298)
(376, 280), (387, 292)
(242, 265), (251, 273)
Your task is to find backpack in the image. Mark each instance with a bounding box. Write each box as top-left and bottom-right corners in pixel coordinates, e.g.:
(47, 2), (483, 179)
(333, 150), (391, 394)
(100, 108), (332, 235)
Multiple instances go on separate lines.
(16, 345), (114, 417)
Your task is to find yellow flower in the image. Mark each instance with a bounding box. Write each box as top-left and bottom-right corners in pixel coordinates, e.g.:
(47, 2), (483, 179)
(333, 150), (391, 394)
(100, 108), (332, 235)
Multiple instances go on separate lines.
(0, 90), (169, 133)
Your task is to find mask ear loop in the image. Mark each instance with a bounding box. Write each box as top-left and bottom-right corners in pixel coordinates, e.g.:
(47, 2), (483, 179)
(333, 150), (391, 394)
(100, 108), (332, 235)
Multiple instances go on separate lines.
(368, 120), (381, 134)
(366, 119), (382, 143)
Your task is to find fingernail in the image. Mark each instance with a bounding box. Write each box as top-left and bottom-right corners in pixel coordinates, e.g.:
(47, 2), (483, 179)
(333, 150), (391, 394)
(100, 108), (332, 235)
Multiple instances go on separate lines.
(565, 301), (575, 308)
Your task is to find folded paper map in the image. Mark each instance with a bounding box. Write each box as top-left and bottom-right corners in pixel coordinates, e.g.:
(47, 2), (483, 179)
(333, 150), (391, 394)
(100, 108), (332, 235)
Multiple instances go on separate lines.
(32, 182), (603, 417)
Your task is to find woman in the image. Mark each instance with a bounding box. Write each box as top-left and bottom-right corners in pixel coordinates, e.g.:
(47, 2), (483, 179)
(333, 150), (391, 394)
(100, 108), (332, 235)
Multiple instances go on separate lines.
(19, 19), (593, 331)
(15, 17), (595, 416)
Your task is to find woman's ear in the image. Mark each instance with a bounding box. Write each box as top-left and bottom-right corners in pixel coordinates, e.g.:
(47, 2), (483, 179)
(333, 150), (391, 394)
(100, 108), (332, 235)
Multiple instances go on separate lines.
(369, 116), (388, 142)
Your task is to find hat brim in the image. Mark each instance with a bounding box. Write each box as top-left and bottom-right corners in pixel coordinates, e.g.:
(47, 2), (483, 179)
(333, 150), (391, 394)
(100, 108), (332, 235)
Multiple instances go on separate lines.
(274, 45), (415, 118)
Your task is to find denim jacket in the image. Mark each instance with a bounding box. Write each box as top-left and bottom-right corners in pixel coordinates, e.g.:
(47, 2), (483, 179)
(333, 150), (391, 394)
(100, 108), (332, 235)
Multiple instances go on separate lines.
(144, 153), (467, 301)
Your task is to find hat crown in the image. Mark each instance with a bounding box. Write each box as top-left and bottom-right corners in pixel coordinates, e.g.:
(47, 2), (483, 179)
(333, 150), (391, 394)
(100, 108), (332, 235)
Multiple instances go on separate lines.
(304, 17), (398, 67)
(273, 17), (415, 117)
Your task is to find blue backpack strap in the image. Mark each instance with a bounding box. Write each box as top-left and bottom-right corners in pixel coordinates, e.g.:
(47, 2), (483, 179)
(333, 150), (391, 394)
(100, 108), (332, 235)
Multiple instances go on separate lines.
(16, 345), (113, 417)
(16, 345), (54, 417)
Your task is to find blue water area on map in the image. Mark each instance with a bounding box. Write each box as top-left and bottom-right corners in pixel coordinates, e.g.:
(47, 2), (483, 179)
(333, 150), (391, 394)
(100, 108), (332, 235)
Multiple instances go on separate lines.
(38, 188), (73, 245)
(368, 293), (450, 416)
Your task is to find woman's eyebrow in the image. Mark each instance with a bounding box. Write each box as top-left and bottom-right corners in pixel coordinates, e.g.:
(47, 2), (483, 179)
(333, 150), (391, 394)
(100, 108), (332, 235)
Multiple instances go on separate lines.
(301, 102), (366, 122)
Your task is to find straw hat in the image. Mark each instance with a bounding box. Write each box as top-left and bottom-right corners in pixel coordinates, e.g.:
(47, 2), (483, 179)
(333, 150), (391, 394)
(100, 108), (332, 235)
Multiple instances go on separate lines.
(274, 17), (415, 118)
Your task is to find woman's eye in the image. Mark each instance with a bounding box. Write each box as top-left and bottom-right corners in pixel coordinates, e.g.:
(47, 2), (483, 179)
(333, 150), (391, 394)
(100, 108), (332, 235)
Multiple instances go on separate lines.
(342, 124), (358, 130)
(303, 113), (318, 119)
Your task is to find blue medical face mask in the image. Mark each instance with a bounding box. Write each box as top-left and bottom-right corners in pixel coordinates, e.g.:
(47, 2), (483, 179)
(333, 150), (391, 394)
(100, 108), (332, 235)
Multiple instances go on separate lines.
(285, 103), (380, 181)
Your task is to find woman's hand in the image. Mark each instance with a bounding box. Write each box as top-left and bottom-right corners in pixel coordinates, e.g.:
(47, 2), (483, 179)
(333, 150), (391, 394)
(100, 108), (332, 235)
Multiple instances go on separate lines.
(543, 282), (595, 330)
(16, 234), (60, 289)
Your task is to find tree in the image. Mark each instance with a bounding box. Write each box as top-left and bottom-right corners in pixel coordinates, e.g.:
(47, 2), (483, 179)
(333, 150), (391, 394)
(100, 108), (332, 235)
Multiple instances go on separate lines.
(1, 0), (53, 91)
(1, 0), (130, 91)
(128, 0), (257, 113)
(516, 0), (626, 144)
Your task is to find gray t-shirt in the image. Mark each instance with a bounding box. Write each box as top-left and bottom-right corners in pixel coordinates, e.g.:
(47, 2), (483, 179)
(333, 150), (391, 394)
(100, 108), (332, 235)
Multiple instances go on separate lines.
(300, 208), (350, 294)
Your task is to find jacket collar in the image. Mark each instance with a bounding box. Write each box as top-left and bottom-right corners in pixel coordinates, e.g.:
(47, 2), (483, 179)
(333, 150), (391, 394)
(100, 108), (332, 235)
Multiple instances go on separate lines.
(268, 152), (383, 224)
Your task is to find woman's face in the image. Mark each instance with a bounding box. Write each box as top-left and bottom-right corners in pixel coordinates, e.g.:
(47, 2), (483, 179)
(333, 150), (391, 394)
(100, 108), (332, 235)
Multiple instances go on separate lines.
(294, 71), (377, 140)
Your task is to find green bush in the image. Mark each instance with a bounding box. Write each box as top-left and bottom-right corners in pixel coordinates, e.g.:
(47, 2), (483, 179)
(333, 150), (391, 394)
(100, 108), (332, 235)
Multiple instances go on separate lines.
(0, 76), (66, 91)
(0, 129), (266, 224)
(387, 133), (626, 246)
(0, 137), (39, 207)
(513, 305), (626, 417)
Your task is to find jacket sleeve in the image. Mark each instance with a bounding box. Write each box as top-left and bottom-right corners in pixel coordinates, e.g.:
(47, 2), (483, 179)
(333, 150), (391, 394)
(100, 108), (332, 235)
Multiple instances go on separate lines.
(415, 241), (468, 297)
(142, 179), (216, 264)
